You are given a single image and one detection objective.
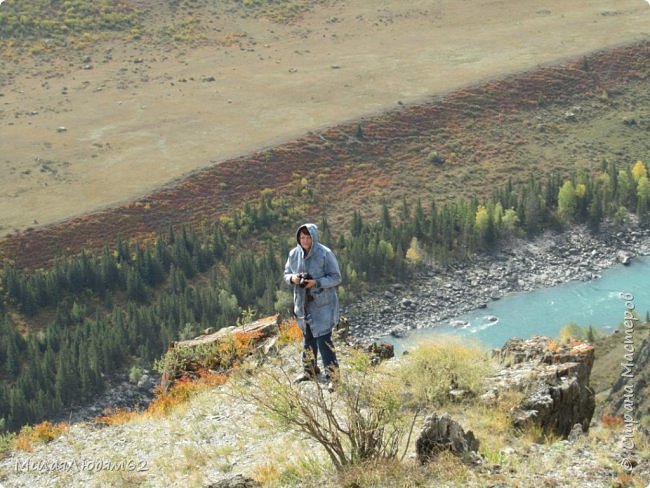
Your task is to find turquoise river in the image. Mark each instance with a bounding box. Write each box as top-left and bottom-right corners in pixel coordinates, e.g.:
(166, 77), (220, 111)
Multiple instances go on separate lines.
(382, 255), (650, 352)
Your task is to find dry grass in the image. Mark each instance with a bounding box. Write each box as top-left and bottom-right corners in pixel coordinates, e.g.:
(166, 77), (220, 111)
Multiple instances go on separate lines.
(15, 421), (69, 452)
(252, 447), (331, 487)
(145, 369), (228, 418)
(396, 335), (496, 409)
(334, 458), (442, 488)
(94, 368), (227, 426)
(277, 319), (303, 345)
(94, 406), (142, 426)
(444, 389), (527, 462)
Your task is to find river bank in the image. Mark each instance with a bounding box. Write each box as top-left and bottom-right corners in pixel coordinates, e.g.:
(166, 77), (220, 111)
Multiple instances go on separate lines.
(344, 221), (650, 342)
(50, 222), (650, 425)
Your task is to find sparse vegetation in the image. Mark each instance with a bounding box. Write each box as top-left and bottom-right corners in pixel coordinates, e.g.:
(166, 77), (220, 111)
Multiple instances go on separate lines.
(233, 0), (328, 23)
(14, 421), (68, 452)
(146, 368), (227, 418)
(231, 350), (417, 471)
(558, 322), (602, 342)
(0, 0), (138, 46)
(0, 327), (647, 486)
(0, 0), (332, 55)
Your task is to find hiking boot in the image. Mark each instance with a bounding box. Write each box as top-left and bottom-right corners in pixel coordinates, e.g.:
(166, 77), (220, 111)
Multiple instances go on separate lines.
(325, 367), (340, 392)
(294, 366), (320, 384)
(294, 373), (316, 383)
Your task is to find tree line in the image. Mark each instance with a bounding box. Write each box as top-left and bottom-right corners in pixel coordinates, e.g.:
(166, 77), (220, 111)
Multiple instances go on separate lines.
(0, 160), (648, 431)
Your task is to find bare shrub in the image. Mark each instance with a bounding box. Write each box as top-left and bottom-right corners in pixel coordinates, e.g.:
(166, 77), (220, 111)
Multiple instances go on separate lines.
(231, 353), (418, 472)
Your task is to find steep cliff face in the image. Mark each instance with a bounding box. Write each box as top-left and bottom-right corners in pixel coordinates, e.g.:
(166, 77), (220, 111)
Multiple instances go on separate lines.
(485, 336), (596, 438)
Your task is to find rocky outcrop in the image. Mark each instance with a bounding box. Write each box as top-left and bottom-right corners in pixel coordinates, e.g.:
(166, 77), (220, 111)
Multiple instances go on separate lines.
(415, 413), (479, 464)
(161, 314), (280, 390)
(485, 336), (595, 438)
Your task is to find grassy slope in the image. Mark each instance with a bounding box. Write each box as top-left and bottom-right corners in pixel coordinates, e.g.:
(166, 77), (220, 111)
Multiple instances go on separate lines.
(1, 41), (650, 270)
(1, 0), (650, 268)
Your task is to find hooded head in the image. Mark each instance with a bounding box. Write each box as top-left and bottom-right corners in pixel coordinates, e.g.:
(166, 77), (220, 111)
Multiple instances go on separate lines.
(296, 223), (319, 254)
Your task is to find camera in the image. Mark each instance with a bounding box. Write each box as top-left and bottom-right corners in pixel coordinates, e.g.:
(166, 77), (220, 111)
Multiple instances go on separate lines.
(297, 272), (313, 288)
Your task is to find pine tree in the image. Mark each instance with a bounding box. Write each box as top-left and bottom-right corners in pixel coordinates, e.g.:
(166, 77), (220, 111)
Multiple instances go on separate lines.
(351, 210), (363, 237)
(587, 190), (603, 232)
(381, 203), (392, 230)
(126, 268), (148, 303)
(5, 338), (19, 378)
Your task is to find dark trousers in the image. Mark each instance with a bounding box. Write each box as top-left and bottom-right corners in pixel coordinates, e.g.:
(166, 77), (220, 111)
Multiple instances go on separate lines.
(302, 323), (338, 379)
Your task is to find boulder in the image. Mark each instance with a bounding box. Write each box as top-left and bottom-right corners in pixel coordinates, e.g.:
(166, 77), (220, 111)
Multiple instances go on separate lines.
(172, 315), (279, 350)
(367, 341), (395, 363)
(616, 250), (632, 265)
(415, 413), (479, 464)
(488, 336), (595, 438)
(207, 474), (260, 488)
(333, 316), (350, 341)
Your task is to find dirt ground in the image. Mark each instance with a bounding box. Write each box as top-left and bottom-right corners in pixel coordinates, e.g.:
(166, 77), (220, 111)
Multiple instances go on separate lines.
(1, 0), (649, 238)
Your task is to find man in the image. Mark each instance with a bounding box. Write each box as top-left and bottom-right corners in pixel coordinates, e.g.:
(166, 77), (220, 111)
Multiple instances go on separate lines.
(284, 223), (342, 390)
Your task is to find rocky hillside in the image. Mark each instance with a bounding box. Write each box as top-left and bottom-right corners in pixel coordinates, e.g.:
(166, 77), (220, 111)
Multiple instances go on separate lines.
(0, 323), (647, 488)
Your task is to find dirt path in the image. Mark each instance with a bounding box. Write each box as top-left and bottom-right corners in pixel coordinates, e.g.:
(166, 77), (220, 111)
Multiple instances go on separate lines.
(1, 0), (649, 237)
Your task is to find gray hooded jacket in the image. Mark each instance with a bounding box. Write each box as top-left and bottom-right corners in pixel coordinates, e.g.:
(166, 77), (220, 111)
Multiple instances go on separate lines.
(283, 223), (342, 337)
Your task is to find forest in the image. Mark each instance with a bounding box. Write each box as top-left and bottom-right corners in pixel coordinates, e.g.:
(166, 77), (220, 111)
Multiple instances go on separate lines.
(0, 159), (648, 431)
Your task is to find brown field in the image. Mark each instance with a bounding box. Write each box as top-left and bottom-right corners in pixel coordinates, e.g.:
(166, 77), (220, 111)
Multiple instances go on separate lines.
(1, 0), (650, 267)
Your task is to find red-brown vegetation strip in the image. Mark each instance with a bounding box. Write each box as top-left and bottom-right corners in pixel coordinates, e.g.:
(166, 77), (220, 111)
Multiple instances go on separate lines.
(2, 41), (649, 270)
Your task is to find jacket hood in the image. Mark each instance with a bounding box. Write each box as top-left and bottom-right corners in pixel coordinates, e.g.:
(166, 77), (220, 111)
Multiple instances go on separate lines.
(296, 223), (319, 248)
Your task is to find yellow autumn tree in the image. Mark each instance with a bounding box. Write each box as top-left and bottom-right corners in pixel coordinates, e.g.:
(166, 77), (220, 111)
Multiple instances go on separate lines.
(631, 160), (648, 182)
(557, 180), (577, 222)
(475, 205), (489, 236)
(502, 208), (519, 234)
(406, 236), (424, 264)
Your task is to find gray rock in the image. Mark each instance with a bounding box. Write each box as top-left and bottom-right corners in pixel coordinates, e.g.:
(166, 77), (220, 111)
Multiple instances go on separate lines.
(616, 250), (632, 265)
(416, 413), (479, 464)
(207, 474), (260, 488)
(492, 336), (595, 438)
(568, 423), (585, 443)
